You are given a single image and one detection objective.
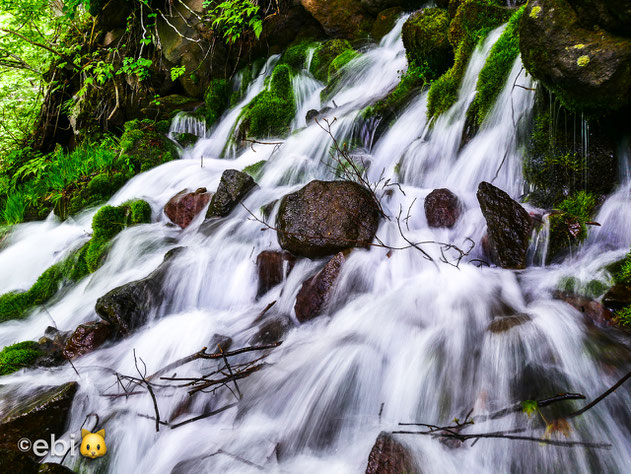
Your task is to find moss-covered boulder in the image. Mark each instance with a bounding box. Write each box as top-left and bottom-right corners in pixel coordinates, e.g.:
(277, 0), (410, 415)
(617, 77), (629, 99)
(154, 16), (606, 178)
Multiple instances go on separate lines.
(118, 119), (177, 173)
(519, 0), (631, 114)
(203, 79), (231, 127)
(465, 6), (525, 130)
(0, 382), (78, 456)
(427, 0), (511, 118)
(310, 40), (355, 82)
(0, 200), (151, 322)
(278, 40), (319, 72)
(0, 342), (42, 376)
(566, 0), (631, 39)
(301, 0), (374, 40)
(547, 191), (598, 262)
(239, 64), (296, 139)
(402, 8), (454, 81)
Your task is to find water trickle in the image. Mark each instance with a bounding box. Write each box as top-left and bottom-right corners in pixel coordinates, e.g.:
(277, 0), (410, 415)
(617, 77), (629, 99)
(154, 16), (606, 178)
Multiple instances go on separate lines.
(1, 18), (631, 474)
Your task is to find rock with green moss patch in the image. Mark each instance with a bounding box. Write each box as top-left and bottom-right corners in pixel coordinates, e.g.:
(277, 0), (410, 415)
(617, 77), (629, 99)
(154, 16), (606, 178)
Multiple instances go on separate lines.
(310, 40), (355, 82)
(547, 191), (597, 262)
(243, 161), (267, 180)
(140, 94), (201, 122)
(519, 0), (631, 114)
(427, 0), (511, 119)
(0, 342), (42, 376)
(203, 79), (231, 127)
(239, 64), (296, 139)
(402, 7), (454, 82)
(118, 119), (177, 173)
(465, 6), (525, 132)
(372, 7), (403, 42)
(279, 40), (319, 71)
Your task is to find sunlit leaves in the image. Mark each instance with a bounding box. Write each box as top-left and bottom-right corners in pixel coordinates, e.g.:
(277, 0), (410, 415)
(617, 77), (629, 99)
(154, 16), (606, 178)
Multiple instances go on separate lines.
(521, 400), (538, 417)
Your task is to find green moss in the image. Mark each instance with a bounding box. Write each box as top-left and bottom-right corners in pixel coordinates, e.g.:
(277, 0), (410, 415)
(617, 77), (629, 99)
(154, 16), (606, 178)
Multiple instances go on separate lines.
(614, 306), (631, 328)
(558, 276), (608, 298)
(0, 341), (41, 375)
(243, 160), (266, 180)
(240, 64), (296, 138)
(279, 40), (318, 72)
(427, 0), (511, 119)
(0, 200), (151, 322)
(328, 50), (360, 82)
(118, 119), (176, 173)
(467, 6), (525, 127)
(548, 191), (597, 260)
(204, 79), (231, 126)
(401, 7), (453, 81)
(310, 40), (354, 82)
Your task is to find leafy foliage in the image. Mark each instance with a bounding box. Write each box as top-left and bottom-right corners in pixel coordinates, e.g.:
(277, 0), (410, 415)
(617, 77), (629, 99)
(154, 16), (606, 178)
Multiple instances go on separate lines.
(205, 0), (263, 44)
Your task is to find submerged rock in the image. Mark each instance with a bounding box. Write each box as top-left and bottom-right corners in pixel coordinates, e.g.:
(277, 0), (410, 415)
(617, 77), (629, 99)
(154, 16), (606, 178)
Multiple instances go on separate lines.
(0, 383), (78, 456)
(276, 180), (380, 259)
(424, 188), (462, 228)
(206, 169), (256, 218)
(295, 252), (346, 322)
(554, 291), (613, 326)
(63, 321), (114, 360)
(488, 314), (531, 333)
(477, 182), (533, 269)
(365, 432), (418, 474)
(519, 0), (631, 114)
(165, 187), (213, 228)
(95, 248), (183, 335)
(256, 251), (296, 297)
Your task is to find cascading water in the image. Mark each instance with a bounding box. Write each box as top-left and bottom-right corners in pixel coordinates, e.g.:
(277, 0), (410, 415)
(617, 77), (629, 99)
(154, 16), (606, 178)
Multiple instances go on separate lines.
(2, 16), (631, 474)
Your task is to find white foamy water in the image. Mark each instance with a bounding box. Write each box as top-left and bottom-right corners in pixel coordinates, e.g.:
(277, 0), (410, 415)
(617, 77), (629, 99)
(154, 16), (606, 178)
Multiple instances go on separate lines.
(1, 16), (630, 474)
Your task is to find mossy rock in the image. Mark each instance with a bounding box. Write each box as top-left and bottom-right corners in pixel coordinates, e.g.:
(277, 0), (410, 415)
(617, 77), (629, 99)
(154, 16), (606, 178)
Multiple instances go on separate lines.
(402, 7), (454, 82)
(465, 6), (525, 130)
(278, 40), (319, 71)
(204, 79), (231, 127)
(310, 40), (355, 82)
(0, 341), (42, 376)
(547, 191), (597, 262)
(427, 0), (512, 119)
(519, 0), (631, 114)
(0, 200), (151, 323)
(239, 64), (296, 139)
(118, 119), (177, 173)
(523, 90), (618, 208)
(243, 161), (267, 180)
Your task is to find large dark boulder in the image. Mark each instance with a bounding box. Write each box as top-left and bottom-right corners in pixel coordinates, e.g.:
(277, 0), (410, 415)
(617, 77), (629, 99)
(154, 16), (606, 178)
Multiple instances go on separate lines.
(165, 187), (212, 228)
(402, 7), (453, 80)
(95, 248), (182, 335)
(63, 321), (114, 360)
(295, 252), (346, 322)
(276, 180), (380, 259)
(424, 188), (461, 228)
(365, 432), (418, 474)
(0, 383), (78, 457)
(477, 182), (533, 269)
(256, 251), (296, 297)
(301, 0), (375, 39)
(206, 170), (256, 218)
(519, 0), (631, 114)
(567, 0), (631, 37)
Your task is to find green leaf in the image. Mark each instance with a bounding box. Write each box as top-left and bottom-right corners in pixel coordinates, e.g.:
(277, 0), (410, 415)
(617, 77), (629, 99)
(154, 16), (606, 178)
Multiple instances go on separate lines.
(521, 400), (538, 417)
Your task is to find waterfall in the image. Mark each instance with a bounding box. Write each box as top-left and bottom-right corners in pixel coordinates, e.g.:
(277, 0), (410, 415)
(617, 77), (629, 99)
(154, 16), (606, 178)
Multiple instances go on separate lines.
(1, 17), (631, 474)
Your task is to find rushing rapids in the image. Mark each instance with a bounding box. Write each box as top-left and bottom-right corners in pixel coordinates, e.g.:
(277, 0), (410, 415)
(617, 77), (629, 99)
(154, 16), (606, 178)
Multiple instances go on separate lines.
(1, 16), (631, 473)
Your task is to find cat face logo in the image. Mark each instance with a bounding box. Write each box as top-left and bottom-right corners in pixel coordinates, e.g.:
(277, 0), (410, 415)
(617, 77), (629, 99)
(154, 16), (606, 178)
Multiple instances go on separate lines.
(80, 429), (107, 459)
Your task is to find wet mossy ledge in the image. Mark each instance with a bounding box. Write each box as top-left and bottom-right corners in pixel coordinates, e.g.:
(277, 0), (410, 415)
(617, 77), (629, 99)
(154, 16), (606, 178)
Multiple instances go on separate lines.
(0, 200), (151, 323)
(0, 119), (174, 226)
(0, 341), (42, 376)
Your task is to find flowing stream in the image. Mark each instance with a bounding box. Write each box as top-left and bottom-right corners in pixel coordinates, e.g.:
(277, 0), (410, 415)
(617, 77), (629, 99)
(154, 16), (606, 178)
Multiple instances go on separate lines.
(1, 16), (631, 474)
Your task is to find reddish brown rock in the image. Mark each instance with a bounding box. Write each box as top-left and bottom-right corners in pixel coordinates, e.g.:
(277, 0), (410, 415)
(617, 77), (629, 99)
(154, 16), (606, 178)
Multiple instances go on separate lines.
(256, 251), (296, 297)
(63, 321), (114, 360)
(555, 291), (614, 325)
(603, 284), (631, 312)
(424, 188), (462, 228)
(365, 432), (418, 474)
(164, 187), (212, 228)
(295, 252), (346, 322)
